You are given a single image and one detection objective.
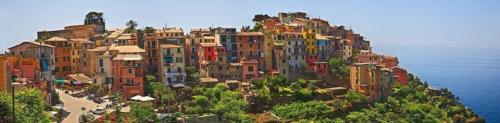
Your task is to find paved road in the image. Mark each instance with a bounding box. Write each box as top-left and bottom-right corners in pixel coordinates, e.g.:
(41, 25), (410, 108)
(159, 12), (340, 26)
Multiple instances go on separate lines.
(57, 89), (109, 123)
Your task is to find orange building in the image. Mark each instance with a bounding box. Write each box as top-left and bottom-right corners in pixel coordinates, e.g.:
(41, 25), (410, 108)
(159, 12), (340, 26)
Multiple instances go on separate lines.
(236, 32), (264, 71)
(0, 56), (12, 91)
(45, 37), (72, 78)
(350, 63), (393, 101)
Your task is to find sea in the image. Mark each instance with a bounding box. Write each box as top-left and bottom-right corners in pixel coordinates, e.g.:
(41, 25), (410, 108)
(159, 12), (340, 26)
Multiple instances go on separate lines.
(373, 45), (500, 122)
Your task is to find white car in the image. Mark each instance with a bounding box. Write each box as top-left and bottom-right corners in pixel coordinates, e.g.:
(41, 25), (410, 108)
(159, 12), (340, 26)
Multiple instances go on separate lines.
(92, 107), (105, 115)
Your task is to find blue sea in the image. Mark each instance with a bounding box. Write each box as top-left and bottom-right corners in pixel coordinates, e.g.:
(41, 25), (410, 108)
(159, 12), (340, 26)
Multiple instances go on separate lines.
(373, 45), (500, 122)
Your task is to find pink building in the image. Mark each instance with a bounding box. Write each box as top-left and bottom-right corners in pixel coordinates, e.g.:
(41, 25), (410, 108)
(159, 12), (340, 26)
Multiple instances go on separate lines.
(241, 59), (258, 82)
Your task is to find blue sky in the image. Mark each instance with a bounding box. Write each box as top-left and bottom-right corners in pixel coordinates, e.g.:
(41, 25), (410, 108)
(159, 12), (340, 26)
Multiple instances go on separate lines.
(1, 0), (499, 51)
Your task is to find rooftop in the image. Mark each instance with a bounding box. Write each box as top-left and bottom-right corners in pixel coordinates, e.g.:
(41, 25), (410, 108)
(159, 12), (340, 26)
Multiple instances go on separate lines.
(87, 46), (109, 52)
(108, 45), (145, 53)
(200, 77), (218, 83)
(9, 41), (55, 50)
(199, 43), (218, 47)
(45, 36), (68, 42)
(237, 32), (263, 36)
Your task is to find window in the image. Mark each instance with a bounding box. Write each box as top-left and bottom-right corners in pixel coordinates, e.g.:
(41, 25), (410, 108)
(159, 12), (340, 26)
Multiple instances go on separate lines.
(168, 68), (171, 73)
(128, 68), (132, 73)
(177, 48), (181, 53)
(177, 67), (182, 72)
(127, 79), (134, 85)
(248, 66), (254, 72)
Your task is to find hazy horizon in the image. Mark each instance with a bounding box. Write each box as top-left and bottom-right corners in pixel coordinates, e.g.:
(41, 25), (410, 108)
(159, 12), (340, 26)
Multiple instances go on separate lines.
(1, 0), (499, 51)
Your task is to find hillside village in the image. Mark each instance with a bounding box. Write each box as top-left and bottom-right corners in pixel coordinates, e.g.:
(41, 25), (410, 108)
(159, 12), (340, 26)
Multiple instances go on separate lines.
(0, 12), (483, 123)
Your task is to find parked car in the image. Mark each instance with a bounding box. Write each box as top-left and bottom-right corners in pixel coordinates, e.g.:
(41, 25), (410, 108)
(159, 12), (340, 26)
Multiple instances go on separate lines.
(93, 98), (104, 104)
(105, 104), (113, 109)
(92, 107), (105, 115)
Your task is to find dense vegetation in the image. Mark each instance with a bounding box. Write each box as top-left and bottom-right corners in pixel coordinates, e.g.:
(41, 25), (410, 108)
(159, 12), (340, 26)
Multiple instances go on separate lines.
(0, 89), (51, 123)
(268, 74), (484, 122)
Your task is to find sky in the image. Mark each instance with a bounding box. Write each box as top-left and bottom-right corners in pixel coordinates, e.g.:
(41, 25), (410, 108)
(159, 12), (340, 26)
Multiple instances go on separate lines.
(1, 0), (500, 51)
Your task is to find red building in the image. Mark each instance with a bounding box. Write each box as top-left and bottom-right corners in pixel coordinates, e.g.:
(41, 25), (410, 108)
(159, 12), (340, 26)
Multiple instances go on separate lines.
(381, 55), (398, 68)
(197, 43), (219, 67)
(312, 62), (328, 78)
(306, 55), (319, 70)
(392, 67), (408, 85)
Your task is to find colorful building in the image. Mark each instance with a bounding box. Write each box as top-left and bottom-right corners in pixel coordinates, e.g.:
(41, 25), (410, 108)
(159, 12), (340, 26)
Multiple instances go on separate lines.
(106, 45), (145, 98)
(160, 44), (186, 85)
(186, 28), (212, 67)
(303, 29), (316, 55)
(236, 32), (264, 71)
(241, 59), (259, 82)
(213, 28), (238, 63)
(0, 57), (12, 92)
(44, 37), (72, 78)
(272, 40), (288, 77)
(284, 32), (307, 78)
(8, 41), (56, 104)
(350, 63), (393, 101)
(392, 67), (408, 85)
(315, 34), (331, 61)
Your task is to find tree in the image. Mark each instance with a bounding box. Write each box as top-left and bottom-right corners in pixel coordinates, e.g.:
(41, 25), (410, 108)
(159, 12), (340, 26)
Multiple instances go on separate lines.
(185, 67), (201, 83)
(84, 11), (105, 25)
(150, 82), (175, 112)
(272, 101), (333, 121)
(0, 89), (51, 123)
(345, 91), (368, 108)
(111, 92), (126, 123)
(252, 14), (271, 22)
(185, 95), (211, 114)
(214, 91), (251, 122)
(144, 26), (156, 33)
(252, 23), (263, 32)
(328, 58), (350, 82)
(125, 20), (138, 33)
(130, 102), (157, 123)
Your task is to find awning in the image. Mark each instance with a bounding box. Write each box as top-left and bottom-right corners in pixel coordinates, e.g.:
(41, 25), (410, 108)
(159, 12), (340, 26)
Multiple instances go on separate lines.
(66, 73), (92, 84)
(172, 83), (186, 88)
(131, 95), (143, 101)
(139, 96), (155, 102)
(55, 79), (65, 84)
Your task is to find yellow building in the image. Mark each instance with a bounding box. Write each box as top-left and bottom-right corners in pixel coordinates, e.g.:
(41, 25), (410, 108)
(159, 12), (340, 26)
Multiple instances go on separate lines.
(302, 29), (316, 54)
